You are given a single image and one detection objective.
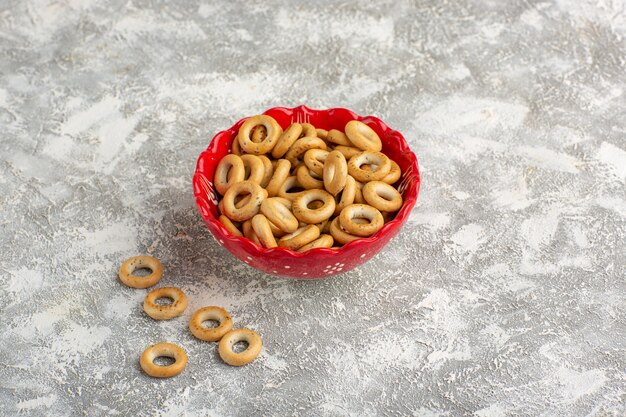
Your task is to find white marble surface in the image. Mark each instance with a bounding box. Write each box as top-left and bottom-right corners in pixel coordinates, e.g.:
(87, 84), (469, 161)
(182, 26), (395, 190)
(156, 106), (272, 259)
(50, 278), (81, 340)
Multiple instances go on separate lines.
(0, 0), (625, 416)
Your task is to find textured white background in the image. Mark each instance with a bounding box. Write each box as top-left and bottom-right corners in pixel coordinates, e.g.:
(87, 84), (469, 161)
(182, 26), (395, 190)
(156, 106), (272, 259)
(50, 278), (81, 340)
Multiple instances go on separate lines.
(0, 0), (625, 416)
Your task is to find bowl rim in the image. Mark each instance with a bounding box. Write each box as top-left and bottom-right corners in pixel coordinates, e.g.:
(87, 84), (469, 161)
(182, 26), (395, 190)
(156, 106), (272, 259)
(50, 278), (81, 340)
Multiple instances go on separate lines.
(193, 105), (421, 259)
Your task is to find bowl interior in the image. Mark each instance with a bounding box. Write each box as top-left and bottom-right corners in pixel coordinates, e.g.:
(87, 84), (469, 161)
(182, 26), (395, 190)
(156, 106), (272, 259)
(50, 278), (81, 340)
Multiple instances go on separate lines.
(193, 105), (420, 260)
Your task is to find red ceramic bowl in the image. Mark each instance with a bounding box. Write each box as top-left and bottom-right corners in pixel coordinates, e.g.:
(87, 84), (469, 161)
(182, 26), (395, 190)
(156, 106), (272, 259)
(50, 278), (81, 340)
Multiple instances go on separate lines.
(193, 106), (420, 279)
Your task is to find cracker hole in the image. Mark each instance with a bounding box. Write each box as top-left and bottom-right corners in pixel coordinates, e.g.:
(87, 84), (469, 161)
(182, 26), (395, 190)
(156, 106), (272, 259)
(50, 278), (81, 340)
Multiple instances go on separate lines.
(201, 319), (220, 329)
(234, 192), (251, 207)
(132, 267), (152, 277)
(153, 356), (176, 366)
(307, 200), (324, 209)
(232, 341), (249, 354)
(226, 167), (238, 182)
(155, 297), (174, 306)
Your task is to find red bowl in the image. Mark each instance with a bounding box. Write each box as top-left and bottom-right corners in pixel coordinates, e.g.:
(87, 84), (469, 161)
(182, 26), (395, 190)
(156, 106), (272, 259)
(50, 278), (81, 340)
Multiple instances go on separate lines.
(192, 106), (420, 279)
